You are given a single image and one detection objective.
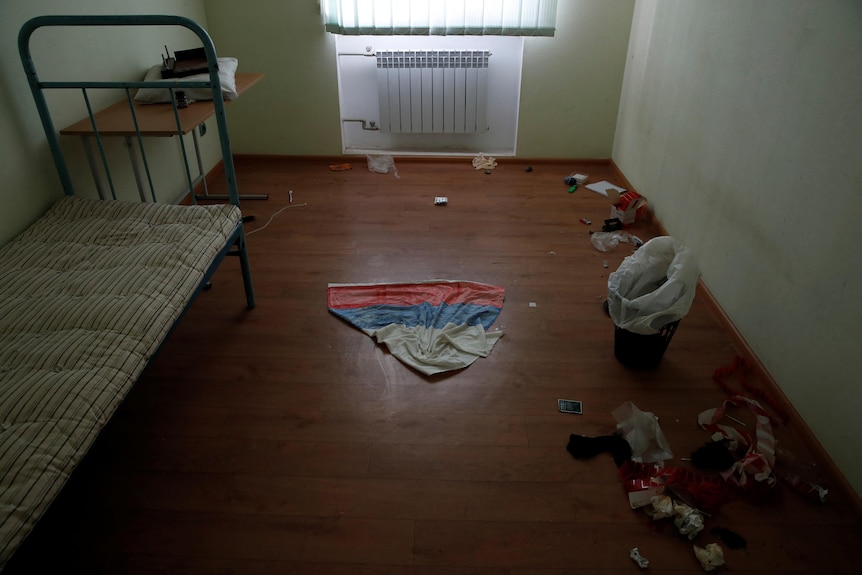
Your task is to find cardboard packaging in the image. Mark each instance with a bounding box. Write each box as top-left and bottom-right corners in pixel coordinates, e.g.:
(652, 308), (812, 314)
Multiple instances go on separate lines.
(608, 190), (647, 226)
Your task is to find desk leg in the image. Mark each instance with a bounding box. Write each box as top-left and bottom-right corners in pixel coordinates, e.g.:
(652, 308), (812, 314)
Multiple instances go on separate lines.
(81, 136), (105, 200)
(191, 127), (210, 199)
(125, 136), (148, 202)
(192, 124), (269, 202)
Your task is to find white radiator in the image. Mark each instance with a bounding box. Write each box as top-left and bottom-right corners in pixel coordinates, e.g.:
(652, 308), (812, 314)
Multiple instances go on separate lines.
(376, 50), (490, 134)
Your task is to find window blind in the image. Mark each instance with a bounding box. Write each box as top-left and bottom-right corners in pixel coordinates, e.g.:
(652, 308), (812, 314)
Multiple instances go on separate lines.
(322, 0), (558, 36)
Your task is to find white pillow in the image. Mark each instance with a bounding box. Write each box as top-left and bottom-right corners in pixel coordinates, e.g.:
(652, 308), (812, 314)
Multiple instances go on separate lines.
(134, 57), (238, 104)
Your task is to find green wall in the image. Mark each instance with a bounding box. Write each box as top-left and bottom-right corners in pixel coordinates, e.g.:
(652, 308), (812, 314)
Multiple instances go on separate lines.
(0, 0), (211, 246)
(614, 0), (862, 495)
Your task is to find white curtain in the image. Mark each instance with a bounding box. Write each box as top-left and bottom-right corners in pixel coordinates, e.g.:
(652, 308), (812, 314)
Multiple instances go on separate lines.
(322, 0), (558, 36)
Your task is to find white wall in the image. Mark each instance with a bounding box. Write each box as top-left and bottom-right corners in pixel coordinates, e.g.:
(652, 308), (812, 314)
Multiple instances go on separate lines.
(614, 0), (862, 494)
(518, 0), (635, 158)
(0, 0), (214, 246)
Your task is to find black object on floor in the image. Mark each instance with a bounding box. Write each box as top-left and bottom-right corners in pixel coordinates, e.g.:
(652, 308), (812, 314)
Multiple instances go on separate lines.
(602, 218), (623, 232)
(691, 441), (736, 471)
(711, 526), (747, 549)
(567, 434), (632, 467)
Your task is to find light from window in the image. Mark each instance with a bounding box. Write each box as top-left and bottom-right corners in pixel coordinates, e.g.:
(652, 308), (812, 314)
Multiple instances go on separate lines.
(321, 0), (558, 36)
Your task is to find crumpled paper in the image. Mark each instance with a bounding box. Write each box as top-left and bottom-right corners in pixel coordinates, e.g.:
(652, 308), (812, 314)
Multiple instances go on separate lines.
(629, 547), (649, 569)
(643, 495), (705, 539)
(644, 494), (675, 519)
(673, 503), (705, 540)
(613, 401), (674, 463)
(472, 153), (498, 171)
(693, 543), (725, 572)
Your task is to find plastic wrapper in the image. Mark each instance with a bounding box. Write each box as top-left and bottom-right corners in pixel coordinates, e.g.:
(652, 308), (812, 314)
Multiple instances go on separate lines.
(607, 236), (699, 335)
(591, 230), (632, 252)
(613, 401), (674, 463)
(366, 154), (399, 178)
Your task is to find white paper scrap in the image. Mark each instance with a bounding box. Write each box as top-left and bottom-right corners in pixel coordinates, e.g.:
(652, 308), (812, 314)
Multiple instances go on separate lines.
(585, 180), (626, 198)
(630, 547), (649, 569)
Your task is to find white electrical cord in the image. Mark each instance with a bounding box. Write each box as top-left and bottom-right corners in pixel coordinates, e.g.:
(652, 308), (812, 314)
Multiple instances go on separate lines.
(245, 195), (307, 236)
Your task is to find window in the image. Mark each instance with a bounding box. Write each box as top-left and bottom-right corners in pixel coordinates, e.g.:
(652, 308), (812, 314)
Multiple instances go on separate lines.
(322, 0), (558, 36)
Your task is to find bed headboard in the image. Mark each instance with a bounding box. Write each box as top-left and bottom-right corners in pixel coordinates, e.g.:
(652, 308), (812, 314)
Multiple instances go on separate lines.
(18, 14), (241, 207)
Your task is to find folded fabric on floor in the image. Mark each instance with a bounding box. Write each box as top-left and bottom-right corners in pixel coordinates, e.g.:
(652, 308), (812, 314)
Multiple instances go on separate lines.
(327, 280), (505, 375)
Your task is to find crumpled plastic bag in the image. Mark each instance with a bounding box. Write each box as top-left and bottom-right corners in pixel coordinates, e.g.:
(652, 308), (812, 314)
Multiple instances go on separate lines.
(591, 230), (633, 252)
(367, 154), (400, 178)
(607, 236), (699, 335)
(612, 401), (674, 463)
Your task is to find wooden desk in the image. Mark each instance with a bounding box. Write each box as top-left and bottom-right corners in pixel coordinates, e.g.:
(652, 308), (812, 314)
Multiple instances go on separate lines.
(61, 72), (266, 201)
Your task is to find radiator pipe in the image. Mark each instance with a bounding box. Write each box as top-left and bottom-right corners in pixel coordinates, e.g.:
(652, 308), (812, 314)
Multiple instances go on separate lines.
(341, 119), (379, 131)
(337, 46), (376, 57)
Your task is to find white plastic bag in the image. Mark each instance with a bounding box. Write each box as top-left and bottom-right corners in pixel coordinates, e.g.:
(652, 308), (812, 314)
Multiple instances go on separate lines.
(367, 154), (399, 178)
(612, 401), (674, 463)
(607, 236), (699, 335)
(591, 230), (632, 252)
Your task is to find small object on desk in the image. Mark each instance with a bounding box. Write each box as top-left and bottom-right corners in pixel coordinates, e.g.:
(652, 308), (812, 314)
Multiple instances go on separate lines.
(329, 163), (352, 171)
(568, 184), (577, 193)
(580, 217), (591, 225)
(175, 91), (189, 108)
(289, 190), (293, 204)
(161, 46), (208, 78)
(434, 196), (448, 206)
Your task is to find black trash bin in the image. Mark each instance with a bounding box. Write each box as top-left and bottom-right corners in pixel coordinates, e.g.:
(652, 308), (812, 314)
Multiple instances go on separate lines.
(606, 237), (698, 368)
(614, 320), (680, 369)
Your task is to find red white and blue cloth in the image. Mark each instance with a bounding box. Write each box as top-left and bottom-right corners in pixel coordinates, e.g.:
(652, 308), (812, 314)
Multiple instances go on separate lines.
(327, 280), (505, 375)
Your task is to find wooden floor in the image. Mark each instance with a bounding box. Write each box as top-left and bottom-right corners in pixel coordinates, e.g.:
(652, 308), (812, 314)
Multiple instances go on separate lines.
(8, 157), (862, 573)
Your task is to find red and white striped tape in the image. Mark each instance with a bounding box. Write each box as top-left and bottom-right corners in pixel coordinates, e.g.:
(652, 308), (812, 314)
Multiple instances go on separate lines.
(698, 395), (776, 487)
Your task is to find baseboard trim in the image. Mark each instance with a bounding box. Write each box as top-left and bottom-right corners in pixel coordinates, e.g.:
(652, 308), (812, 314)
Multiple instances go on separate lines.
(608, 160), (862, 518)
(230, 154), (615, 166)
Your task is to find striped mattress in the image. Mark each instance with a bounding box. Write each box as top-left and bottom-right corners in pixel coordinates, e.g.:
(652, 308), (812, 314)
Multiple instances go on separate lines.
(0, 195), (241, 567)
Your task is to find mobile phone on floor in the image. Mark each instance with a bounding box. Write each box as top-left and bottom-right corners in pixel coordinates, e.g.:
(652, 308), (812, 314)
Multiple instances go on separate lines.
(558, 399), (583, 414)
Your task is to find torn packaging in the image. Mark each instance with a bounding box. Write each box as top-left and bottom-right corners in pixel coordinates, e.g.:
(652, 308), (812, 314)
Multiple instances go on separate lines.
(613, 401), (674, 463)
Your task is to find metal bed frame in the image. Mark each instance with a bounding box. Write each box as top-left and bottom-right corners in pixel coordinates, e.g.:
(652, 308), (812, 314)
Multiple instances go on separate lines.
(1, 13), (257, 568)
(18, 14), (255, 308)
